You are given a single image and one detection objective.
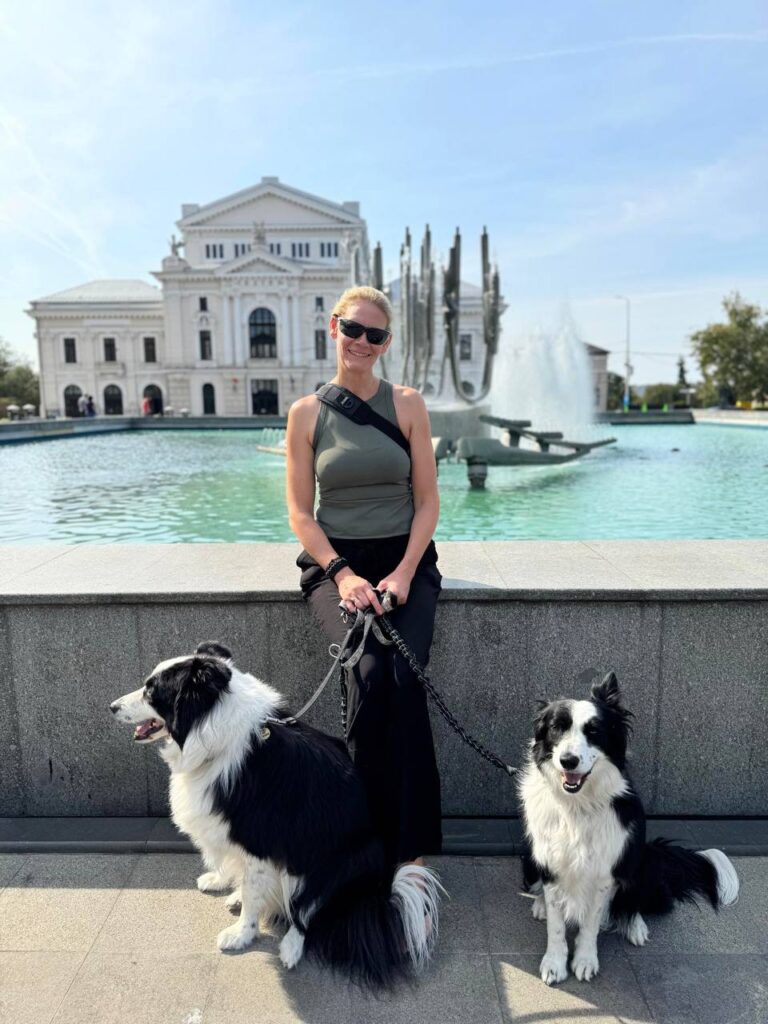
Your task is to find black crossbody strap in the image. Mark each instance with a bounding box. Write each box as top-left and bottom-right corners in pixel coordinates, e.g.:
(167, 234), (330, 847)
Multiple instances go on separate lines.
(316, 383), (411, 456)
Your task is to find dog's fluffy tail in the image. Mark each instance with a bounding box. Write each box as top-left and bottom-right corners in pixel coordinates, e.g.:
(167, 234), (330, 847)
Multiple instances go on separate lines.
(304, 864), (443, 990)
(391, 864), (443, 971)
(699, 848), (740, 906)
(616, 840), (739, 919)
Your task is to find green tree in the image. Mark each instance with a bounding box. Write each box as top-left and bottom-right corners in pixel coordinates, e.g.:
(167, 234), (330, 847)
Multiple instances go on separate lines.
(642, 383), (678, 408)
(0, 338), (13, 376)
(0, 338), (40, 416)
(607, 372), (637, 410)
(690, 293), (768, 405)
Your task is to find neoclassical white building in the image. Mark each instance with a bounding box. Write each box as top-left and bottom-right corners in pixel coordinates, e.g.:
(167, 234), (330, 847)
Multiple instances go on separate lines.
(30, 178), (377, 418)
(29, 177), (607, 417)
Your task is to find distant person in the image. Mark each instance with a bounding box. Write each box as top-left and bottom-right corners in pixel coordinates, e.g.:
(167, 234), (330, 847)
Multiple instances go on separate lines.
(86, 395), (96, 417)
(142, 395), (152, 416)
(76, 394), (87, 417)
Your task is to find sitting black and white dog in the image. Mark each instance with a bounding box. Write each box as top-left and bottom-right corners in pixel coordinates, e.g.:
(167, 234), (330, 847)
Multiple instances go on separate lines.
(519, 672), (739, 986)
(110, 642), (440, 989)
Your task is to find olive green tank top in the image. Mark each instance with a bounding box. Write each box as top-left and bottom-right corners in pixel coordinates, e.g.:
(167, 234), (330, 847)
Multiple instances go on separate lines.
(312, 379), (414, 539)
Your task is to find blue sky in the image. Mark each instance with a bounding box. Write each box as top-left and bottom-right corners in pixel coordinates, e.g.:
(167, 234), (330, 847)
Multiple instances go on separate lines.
(1, 0), (766, 383)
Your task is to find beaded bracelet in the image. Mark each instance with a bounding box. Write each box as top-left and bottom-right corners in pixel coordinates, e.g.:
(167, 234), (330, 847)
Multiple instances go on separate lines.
(324, 556), (350, 581)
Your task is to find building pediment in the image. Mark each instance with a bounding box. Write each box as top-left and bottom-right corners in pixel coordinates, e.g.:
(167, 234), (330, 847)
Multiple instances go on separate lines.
(178, 178), (363, 231)
(218, 251), (297, 275)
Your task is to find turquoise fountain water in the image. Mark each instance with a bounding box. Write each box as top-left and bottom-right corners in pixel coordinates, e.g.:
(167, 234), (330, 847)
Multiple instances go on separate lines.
(0, 423), (765, 543)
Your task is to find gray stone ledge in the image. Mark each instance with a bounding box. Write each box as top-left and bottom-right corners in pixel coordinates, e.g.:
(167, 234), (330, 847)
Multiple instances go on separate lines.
(2, 540), (767, 817)
(0, 415), (287, 444)
(2, 540), (768, 604)
(1, 817), (766, 856)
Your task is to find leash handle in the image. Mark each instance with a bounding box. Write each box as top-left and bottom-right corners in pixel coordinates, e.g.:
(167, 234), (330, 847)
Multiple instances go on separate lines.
(377, 589), (398, 614)
(337, 588), (397, 620)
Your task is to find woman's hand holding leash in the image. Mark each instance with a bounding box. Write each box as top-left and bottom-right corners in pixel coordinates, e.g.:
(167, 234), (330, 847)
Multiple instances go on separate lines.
(337, 572), (384, 615)
(376, 569), (412, 607)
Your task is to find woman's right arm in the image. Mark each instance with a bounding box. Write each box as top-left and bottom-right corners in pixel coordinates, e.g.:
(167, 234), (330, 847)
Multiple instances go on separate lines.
(285, 398), (382, 613)
(286, 397), (339, 568)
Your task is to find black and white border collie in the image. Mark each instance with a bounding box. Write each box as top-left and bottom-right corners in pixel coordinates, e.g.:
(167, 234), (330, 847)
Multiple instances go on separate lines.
(519, 672), (739, 986)
(110, 642), (441, 990)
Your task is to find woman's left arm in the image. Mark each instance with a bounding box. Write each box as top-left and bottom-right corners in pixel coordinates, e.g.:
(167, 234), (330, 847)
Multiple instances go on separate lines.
(376, 389), (439, 605)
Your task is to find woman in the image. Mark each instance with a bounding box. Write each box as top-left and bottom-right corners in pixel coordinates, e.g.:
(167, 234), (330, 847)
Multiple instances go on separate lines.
(286, 285), (442, 871)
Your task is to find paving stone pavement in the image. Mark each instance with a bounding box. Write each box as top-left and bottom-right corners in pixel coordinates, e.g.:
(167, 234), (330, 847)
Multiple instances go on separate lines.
(0, 852), (765, 1024)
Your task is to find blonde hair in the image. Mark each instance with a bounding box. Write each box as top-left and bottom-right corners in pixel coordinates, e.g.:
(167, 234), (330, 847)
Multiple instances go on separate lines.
(332, 286), (393, 327)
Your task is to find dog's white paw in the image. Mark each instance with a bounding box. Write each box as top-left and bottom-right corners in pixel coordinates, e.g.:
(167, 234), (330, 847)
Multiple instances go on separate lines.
(279, 926), (305, 970)
(572, 949), (600, 982)
(624, 913), (649, 947)
(531, 894), (547, 921)
(198, 871), (229, 893)
(225, 887), (242, 912)
(217, 922), (259, 951)
(539, 952), (569, 986)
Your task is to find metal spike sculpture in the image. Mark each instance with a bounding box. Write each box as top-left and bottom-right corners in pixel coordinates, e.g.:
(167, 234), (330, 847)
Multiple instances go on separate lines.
(443, 226), (500, 404)
(396, 225), (437, 393)
(372, 241), (390, 380)
(373, 242), (384, 292)
(392, 225), (501, 403)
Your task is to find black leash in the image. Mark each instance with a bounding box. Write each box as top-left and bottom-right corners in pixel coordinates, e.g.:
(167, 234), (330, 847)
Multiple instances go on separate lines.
(291, 591), (516, 777)
(375, 610), (517, 777)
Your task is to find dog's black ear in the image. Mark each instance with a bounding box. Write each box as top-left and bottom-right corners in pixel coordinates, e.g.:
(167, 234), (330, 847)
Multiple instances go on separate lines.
(168, 657), (231, 748)
(195, 641), (233, 661)
(531, 701), (553, 766)
(533, 701), (551, 742)
(591, 671), (621, 708)
(185, 656), (231, 691)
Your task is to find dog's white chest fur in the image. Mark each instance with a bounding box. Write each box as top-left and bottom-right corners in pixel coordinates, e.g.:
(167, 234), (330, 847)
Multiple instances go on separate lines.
(165, 752), (237, 873)
(520, 761), (629, 923)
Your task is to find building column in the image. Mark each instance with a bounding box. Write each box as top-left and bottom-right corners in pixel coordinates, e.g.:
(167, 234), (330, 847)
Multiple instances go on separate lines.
(279, 294), (289, 366)
(235, 293), (243, 364)
(291, 293), (301, 367)
(164, 290), (185, 366)
(222, 292), (232, 365)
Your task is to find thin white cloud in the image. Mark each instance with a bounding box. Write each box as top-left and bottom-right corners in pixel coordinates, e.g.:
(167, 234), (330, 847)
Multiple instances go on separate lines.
(319, 32), (768, 82)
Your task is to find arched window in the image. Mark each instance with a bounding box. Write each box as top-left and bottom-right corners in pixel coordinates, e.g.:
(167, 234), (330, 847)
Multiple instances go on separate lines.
(64, 384), (83, 417)
(104, 384), (123, 415)
(202, 383), (216, 415)
(249, 308), (277, 359)
(143, 384), (163, 414)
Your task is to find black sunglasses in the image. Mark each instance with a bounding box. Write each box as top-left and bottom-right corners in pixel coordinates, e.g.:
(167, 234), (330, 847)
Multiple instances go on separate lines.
(335, 316), (391, 346)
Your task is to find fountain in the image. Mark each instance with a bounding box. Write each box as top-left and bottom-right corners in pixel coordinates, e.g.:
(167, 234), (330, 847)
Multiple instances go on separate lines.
(375, 229), (615, 487)
(490, 315), (595, 439)
(255, 232), (615, 484)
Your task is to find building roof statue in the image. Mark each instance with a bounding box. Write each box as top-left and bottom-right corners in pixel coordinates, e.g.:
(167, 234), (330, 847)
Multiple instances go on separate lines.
(251, 221), (267, 247)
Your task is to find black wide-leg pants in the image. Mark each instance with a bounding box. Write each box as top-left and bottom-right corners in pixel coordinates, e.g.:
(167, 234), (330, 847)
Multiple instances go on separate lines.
(297, 535), (443, 866)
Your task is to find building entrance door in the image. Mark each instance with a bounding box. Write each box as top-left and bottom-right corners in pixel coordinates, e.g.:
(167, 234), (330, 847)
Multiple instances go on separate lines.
(251, 379), (278, 415)
(64, 385), (83, 417)
(143, 384), (163, 414)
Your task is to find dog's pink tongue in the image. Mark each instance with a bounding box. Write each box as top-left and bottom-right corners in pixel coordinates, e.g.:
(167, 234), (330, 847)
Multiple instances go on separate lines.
(563, 771), (582, 786)
(136, 720), (157, 739)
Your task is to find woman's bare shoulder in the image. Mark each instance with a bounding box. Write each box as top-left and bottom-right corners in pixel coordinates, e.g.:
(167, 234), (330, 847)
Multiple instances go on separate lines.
(391, 384), (428, 417)
(288, 393), (321, 421)
(391, 383), (427, 403)
(288, 393), (322, 442)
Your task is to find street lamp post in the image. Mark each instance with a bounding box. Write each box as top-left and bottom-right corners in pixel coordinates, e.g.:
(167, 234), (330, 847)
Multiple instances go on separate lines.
(615, 295), (632, 411)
